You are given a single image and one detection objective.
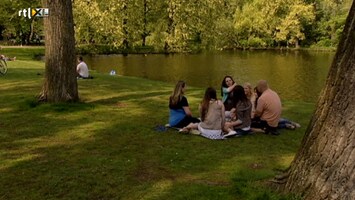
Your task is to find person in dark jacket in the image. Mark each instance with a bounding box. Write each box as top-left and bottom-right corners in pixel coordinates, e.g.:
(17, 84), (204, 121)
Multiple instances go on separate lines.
(223, 85), (252, 137)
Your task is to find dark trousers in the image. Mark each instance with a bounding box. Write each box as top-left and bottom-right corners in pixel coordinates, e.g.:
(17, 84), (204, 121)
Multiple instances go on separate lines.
(174, 116), (200, 128)
(251, 117), (278, 134)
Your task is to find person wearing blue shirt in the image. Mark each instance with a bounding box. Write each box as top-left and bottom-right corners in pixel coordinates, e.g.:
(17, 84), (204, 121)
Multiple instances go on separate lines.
(169, 81), (200, 128)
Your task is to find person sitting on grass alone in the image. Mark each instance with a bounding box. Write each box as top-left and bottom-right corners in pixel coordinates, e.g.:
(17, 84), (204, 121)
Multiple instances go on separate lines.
(168, 80), (200, 128)
(180, 87), (225, 140)
(76, 56), (92, 79)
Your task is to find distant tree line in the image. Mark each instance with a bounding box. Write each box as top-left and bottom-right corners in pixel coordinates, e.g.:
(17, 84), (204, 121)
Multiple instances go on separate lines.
(0, 0), (351, 52)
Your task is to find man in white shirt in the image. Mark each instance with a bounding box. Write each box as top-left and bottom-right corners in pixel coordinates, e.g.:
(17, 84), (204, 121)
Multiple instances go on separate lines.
(76, 56), (89, 78)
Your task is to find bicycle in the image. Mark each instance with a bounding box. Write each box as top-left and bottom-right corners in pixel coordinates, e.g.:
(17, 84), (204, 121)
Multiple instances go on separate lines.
(0, 57), (7, 75)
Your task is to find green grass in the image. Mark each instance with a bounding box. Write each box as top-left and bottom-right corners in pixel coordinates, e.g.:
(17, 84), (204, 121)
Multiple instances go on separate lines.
(1, 46), (45, 61)
(0, 48), (314, 199)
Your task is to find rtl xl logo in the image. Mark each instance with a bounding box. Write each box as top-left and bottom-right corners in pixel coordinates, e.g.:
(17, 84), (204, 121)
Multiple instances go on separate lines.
(18, 8), (49, 19)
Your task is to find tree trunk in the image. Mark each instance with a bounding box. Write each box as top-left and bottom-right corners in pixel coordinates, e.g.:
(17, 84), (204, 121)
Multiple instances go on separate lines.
(39, 0), (78, 102)
(165, 0), (176, 53)
(29, 19), (35, 44)
(294, 38), (300, 49)
(142, 0), (148, 47)
(122, 2), (129, 51)
(283, 2), (355, 200)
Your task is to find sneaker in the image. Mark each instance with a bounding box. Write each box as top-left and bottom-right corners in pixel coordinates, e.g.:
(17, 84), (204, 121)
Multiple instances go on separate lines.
(154, 125), (167, 132)
(285, 123), (296, 130)
(291, 122), (301, 128)
(270, 130), (280, 135)
(224, 130), (237, 138)
(190, 129), (201, 135)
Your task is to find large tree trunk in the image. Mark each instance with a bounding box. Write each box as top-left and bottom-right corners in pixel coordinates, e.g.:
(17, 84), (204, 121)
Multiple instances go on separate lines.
(39, 0), (78, 102)
(283, 2), (355, 200)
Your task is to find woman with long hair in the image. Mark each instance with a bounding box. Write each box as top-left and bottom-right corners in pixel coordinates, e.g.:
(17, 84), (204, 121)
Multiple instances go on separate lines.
(223, 85), (252, 137)
(169, 80), (200, 128)
(180, 87), (225, 140)
(221, 76), (238, 123)
(221, 76), (237, 112)
(244, 82), (256, 118)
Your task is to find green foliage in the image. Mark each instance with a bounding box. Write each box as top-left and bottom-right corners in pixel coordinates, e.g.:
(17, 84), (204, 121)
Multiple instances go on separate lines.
(76, 44), (156, 55)
(0, 0), (351, 50)
(76, 44), (122, 55)
(0, 0), (43, 45)
(234, 0), (316, 48)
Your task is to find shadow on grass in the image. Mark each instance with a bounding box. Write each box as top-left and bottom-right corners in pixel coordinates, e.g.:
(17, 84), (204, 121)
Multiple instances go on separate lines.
(90, 90), (171, 105)
(0, 102), (310, 199)
(0, 73), (313, 199)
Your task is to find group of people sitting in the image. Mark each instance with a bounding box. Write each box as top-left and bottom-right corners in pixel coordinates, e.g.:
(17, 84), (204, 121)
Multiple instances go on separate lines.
(168, 76), (300, 140)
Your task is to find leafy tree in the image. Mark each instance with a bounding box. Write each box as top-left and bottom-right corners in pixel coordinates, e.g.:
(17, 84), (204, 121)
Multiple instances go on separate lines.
(0, 0), (42, 45)
(234, 1), (269, 47)
(64, 0), (352, 50)
(73, 0), (103, 44)
(234, 0), (315, 48)
(313, 0), (352, 47)
(275, 0), (315, 48)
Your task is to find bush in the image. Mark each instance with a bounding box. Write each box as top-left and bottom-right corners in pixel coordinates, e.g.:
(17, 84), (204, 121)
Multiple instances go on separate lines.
(76, 44), (158, 55)
(76, 44), (123, 55)
(314, 38), (333, 47)
(248, 37), (267, 48)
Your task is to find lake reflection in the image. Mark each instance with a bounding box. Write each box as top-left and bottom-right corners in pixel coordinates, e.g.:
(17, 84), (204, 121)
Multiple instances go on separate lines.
(85, 50), (334, 102)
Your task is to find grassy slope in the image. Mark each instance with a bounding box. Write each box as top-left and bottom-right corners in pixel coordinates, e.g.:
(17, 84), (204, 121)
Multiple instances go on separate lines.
(0, 48), (314, 200)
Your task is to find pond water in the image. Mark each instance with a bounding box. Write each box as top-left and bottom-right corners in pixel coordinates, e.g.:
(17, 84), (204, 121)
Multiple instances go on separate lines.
(85, 50), (334, 102)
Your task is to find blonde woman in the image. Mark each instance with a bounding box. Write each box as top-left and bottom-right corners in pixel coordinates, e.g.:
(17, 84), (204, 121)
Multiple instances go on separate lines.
(169, 81), (200, 128)
(244, 82), (256, 118)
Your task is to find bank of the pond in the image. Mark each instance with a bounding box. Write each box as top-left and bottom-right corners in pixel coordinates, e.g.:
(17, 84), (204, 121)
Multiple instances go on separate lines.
(1, 45), (336, 56)
(0, 50), (314, 199)
(76, 45), (337, 55)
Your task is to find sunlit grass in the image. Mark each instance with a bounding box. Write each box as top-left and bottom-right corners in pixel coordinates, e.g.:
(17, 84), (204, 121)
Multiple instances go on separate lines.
(0, 48), (314, 199)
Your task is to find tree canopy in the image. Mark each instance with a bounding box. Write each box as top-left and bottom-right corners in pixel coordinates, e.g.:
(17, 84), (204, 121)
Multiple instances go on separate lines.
(0, 0), (352, 52)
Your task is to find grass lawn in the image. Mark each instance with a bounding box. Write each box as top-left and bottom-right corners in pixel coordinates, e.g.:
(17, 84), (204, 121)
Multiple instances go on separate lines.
(0, 48), (315, 199)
